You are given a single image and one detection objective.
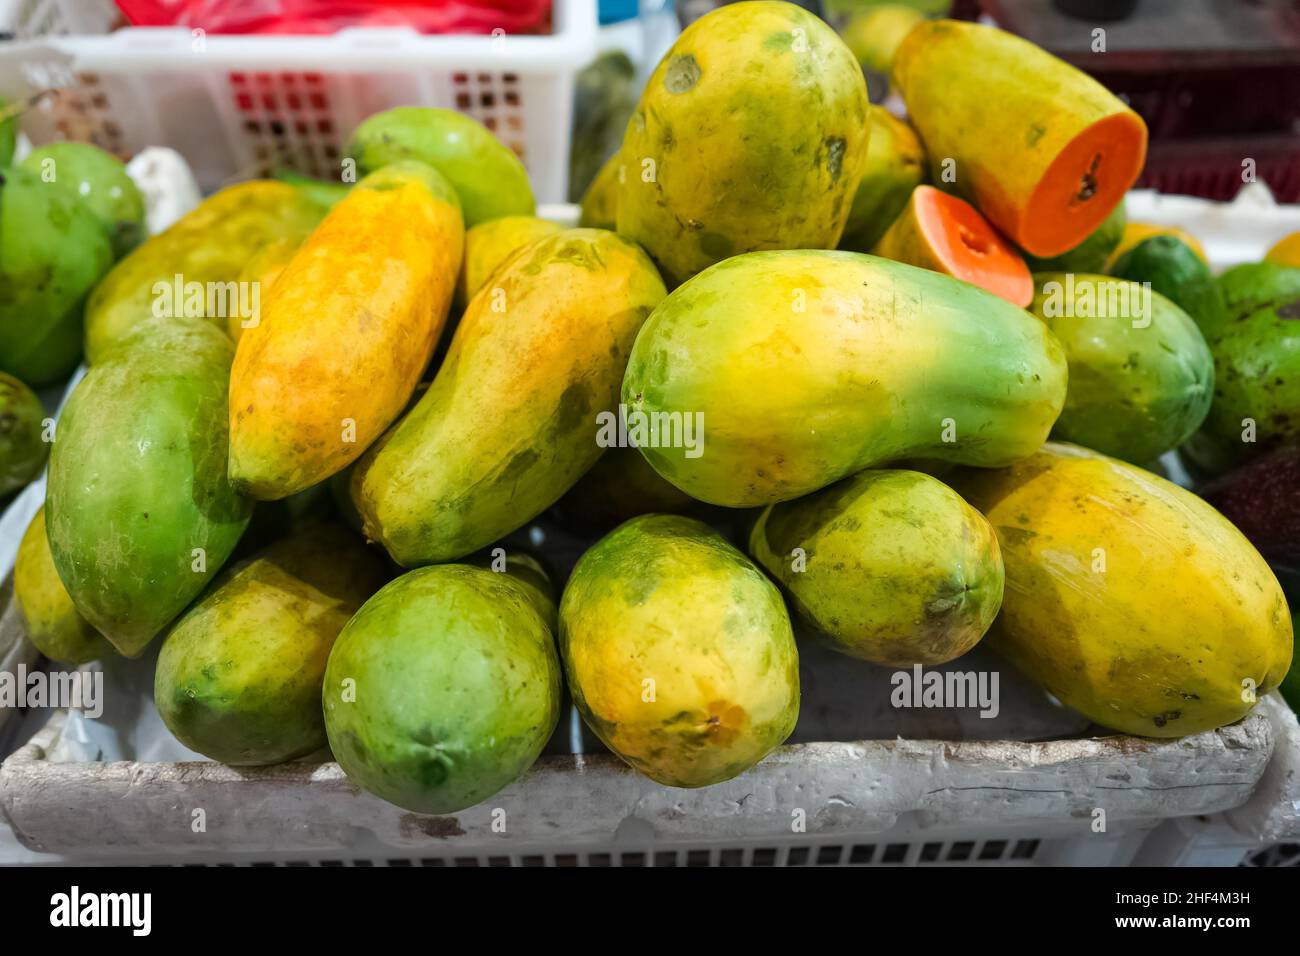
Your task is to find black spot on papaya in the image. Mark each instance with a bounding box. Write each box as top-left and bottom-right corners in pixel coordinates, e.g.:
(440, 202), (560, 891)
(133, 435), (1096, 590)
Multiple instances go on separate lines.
(699, 231), (733, 260)
(1025, 124), (1046, 147)
(663, 55), (701, 95)
(1152, 710), (1181, 728)
(1278, 300), (1300, 320)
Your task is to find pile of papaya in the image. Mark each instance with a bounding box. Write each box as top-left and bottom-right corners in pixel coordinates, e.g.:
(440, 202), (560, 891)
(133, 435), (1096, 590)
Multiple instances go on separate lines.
(5, 2), (1300, 815)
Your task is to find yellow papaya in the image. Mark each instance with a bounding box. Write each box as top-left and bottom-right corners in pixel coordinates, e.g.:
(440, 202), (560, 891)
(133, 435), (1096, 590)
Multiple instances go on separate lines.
(893, 19), (1147, 257)
(352, 228), (667, 566)
(578, 151), (622, 230)
(1266, 232), (1300, 268)
(617, 1), (871, 287)
(83, 180), (336, 364)
(839, 106), (927, 253)
(14, 507), (112, 665)
(455, 215), (562, 309)
(951, 442), (1293, 737)
(227, 238), (298, 344)
(228, 162), (463, 501)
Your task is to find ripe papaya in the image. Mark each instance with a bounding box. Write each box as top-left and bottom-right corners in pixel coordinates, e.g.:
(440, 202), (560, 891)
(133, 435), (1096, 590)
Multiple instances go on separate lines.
(0, 165), (114, 387)
(14, 507), (111, 665)
(617, 1), (870, 287)
(0, 373), (48, 498)
(83, 179), (336, 364)
(155, 523), (388, 766)
(46, 318), (253, 657)
(227, 238), (298, 344)
(893, 19), (1147, 257)
(839, 106), (927, 254)
(228, 162), (463, 501)
(1029, 273), (1214, 464)
(560, 515), (799, 787)
(1025, 199), (1126, 274)
(750, 470), (1003, 666)
(20, 142), (146, 259)
(323, 561), (561, 813)
(578, 151), (621, 230)
(622, 250), (1067, 507)
(873, 185), (1033, 306)
(951, 443), (1292, 737)
(352, 228), (667, 566)
(346, 107), (534, 227)
(456, 214), (562, 309)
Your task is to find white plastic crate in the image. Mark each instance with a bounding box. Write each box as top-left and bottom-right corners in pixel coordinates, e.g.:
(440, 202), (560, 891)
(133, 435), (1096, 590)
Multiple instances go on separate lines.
(0, 0), (596, 201)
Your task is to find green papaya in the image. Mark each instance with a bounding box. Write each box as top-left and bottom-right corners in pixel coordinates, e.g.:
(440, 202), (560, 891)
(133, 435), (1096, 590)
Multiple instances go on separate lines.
(0, 165), (115, 386)
(569, 50), (637, 203)
(14, 507), (111, 665)
(1109, 234), (1225, 334)
(20, 142), (146, 259)
(346, 107), (534, 227)
(1216, 261), (1300, 322)
(1029, 273), (1214, 463)
(323, 561), (561, 813)
(838, 106), (927, 254)
(749, 470), (1003, 666)
(352, 228), (667, 566)
(0, 373), (48, 497)
(155, 523), (387, 765)
(617, 1), (871, 287)
(578, 151), (621, 230)
(1025, 200), (1126, 274)
(622, 250), (1068, 507)
(560, 514), (798, 787)
(83, 180), (336, 364)
(46, 318), (253, 656)
(551, 447), (697, 534)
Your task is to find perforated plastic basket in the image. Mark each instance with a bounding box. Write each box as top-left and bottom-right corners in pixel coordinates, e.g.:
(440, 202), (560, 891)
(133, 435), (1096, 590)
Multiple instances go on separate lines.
(0, 0), (596, 201)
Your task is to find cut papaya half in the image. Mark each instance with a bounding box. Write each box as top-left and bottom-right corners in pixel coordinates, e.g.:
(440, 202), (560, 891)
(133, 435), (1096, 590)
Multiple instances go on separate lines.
(873, 185), (1033, 307)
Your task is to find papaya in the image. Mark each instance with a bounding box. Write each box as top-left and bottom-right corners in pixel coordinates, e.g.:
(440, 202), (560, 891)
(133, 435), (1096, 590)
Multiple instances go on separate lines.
(271, 170), (351, 208)
(951, 442), (1292, 738)
(1109, 234), (1225, 334)
(893, 19), (1147, 258)
(840, 3), (925, 74)
(569, 51), (638, 203)
(20, 142), (146, 259)
(1025, 199), (1126, 274)
(1106, 221), (1207, 270)
(323, 561), (561, 813)
(551, 447), (697, 534)
(0, 373), (48, 498)
(750, 470), (1003, 666)
(83, 179), (337, 364)
(226, 238), (298, 344)
(873, 185), (1033, 307)
(1266, 232), (1300, 269)
(839, 106), (927, 254)
(155, 523), (388, 766)
(228, 162), (463, 501)
(578, 151), (621, 230)
(46, 318), (253, 657)
(346, 107), (534, 227)
(1200, 442), (1300, 573)
(617, 1), (871, 287)
(456, 214), (562, 309)
(14, 508), (111, 665)
(0, 99), (14, 167)
(352, 228), (667, 566)
(559, 515), (799, 787)
(1029, 273), (1214, 463)
(622, 250), (1068, 507)
(0, 165), (114, 387)
(1216, 261), (1300, 322)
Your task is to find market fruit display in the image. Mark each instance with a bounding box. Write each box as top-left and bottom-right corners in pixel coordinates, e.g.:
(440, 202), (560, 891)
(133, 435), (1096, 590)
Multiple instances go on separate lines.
(749, 470), (1003, 665)
(560, 515), (799, 787)
(954, 443), (1292, 737)
(228, 161), (463, 500)
(893, 19), (1146, 257)
(0, 372), (47, 498)
(323, 560), (561, 813)
(623, 249), (1067, 506)
(14, 507), (111, 665)
(617, 0), (870, 287)
(19, 142), (146, 259)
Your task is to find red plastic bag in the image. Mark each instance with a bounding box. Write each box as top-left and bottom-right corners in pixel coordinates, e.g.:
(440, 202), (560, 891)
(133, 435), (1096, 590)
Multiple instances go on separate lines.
(115, 0), (553, 35)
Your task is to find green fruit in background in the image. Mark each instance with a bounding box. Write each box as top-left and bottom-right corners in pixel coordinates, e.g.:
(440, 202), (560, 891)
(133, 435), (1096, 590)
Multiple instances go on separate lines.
(0, 164), (114, 387)
(20, 142), (146, 259)
(346, 107), (534, 227)
(617, 1), (871, 287)
(155, 523), (388, 766)
(840, 3), (925, 73)
(560, 515), (799, 788)
(46, 318), (252, 657)
(838, 106), (926, 253)
(323, 562), (561, 814)
(1109, 233), (1225, 334)
(0, 372), (48, 497)
(1029, 273), (1214, 464)
(569, 50), (637, 203)
(749, 469), (1003, 665)
(1217, 261), (1300, 322)
(14, 507), (111, 665)
(271, 169), (352, 208)
(622, 250), (1068, 507)
(0, 99), (15, 167)
(1025, 200), (1126, 274)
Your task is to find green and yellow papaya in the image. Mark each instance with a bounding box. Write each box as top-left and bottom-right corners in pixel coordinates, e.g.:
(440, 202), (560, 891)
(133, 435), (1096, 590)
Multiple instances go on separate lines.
(323, 561), (561, 813)
(951, 442), (1292, 738)
(20, 142), (146, 259)
(560, 515), (799, 787)
(749, 470), (1003, 665)
(578, 151), (622, 230)
(622, 250), (1068, 507)
(155, 523), (388, 765)
(839, 106), (927, 254)
(352, 228), (667, 566)
(0, 373), (48, 497)
(1108, 233), (1225, 334)
(617, 0), (871, 287)
(46, 318), (252, 656)
(14, 507), (111, 665)
(456, 214), (562, 308)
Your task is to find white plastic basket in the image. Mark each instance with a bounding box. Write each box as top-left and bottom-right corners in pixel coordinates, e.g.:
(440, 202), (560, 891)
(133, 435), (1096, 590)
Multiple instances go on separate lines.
(0, 0), (597, 201)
